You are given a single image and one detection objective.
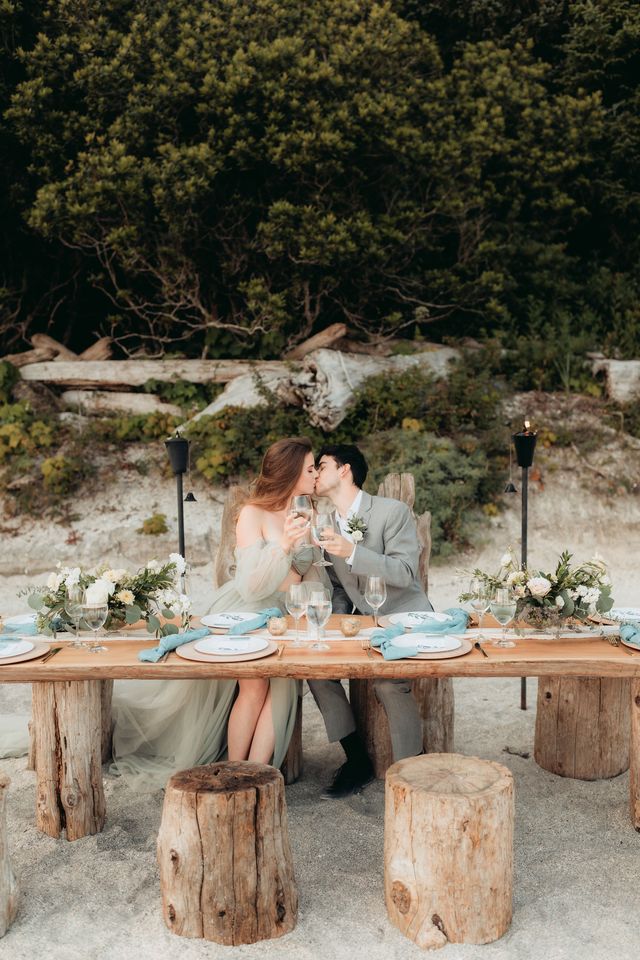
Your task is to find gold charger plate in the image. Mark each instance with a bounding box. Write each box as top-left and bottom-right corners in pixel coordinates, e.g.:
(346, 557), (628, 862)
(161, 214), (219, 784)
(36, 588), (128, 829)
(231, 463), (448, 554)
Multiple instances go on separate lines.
(176, 639), (278, 663)
(372, 636), (472, 660)
(0, 639), (50, 666)
(620, 636), (640, 654)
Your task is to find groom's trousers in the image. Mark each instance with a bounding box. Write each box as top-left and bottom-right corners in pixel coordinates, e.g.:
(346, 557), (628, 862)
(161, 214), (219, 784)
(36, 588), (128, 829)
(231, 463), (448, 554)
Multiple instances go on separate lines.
(307, 678), (423, 761)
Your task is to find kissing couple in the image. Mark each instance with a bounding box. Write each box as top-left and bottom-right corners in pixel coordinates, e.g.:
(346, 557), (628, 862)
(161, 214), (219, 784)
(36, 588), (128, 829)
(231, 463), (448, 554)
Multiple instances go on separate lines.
(110, 437), (433, 798)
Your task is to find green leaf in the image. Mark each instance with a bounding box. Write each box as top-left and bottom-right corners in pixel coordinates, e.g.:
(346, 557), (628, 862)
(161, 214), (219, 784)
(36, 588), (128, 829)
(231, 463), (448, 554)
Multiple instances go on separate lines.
(28, 593), (45, 610)
(125, 604), (142, 624)
(147, 614), (161, 633)
(161, 623), (179, 636)
(161, 608), (175, 620)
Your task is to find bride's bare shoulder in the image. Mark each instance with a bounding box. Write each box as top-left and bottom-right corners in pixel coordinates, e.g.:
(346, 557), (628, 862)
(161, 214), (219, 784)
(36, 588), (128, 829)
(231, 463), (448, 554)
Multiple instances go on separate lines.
(236, 503), (266, 537)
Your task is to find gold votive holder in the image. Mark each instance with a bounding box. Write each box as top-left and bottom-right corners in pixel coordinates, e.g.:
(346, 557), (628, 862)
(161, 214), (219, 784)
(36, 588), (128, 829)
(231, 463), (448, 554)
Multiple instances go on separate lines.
(267, 616), (288, 637)
(340, 617), (361, 637)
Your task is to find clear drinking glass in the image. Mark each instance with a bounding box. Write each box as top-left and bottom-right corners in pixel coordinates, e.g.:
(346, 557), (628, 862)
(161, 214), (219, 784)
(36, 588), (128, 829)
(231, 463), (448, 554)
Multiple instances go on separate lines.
(81, 601), (109, 653)
(286, 583), (308, 647)
(64, 584), (86, 648)
(489, 587), (517, 648)
(306, 587), (332, 651)
(469, 577), (491, 628)
(311, 511), (335, 567)
(364, 576), (387, 627)
(289, 495), (313, 523)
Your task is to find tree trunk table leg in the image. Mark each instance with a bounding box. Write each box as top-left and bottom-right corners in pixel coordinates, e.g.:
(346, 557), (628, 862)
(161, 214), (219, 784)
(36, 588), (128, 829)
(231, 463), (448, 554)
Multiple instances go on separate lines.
(280, 693), (303, 785)
(27, 719), (36, 772)
(0, 775), (19, 938)
(631, 679), (640, 831)
(31, 681), (106, 840)
(535, 677), (630, 780)
(100, 679), (114, 764)
(349, 678), (454, 778)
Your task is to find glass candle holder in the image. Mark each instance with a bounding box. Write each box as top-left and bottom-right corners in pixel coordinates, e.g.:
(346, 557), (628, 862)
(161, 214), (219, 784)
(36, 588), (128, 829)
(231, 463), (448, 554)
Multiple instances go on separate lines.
(340, 617), (361, 637)
(267, 616), (288, 637)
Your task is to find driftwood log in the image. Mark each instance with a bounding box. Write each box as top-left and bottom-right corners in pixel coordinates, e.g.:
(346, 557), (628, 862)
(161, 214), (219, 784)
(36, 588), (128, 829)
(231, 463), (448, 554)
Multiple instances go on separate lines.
(61, 390), (181, 417)
(31, 681), (106, 840)
(0, 775), (18, 938)
(534, 677), (630, 779)
(157, 762), (297, 944)
(284, 322), (346, 359)
(631, 680), (640, 830)
(591, 357), (640, 404)
(385, 754), (513, 949)
(349, 472), (452, 776)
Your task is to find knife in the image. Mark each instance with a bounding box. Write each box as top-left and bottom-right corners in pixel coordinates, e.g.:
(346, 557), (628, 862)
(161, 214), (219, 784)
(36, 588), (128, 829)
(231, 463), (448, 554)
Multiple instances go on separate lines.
(40, 646), (62, 663)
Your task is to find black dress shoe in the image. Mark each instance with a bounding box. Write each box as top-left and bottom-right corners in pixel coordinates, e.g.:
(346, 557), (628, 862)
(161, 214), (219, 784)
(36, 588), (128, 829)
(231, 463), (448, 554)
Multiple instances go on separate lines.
(320, 760), (375, 800)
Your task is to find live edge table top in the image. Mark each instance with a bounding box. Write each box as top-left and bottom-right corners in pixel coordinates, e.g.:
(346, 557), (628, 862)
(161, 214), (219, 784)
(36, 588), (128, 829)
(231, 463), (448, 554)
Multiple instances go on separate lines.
(1, 615), (639, 682)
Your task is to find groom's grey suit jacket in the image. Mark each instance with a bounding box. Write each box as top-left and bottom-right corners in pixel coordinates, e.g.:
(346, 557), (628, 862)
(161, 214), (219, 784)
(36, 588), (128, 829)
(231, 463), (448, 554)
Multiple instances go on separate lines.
(328, 491), (432, 614)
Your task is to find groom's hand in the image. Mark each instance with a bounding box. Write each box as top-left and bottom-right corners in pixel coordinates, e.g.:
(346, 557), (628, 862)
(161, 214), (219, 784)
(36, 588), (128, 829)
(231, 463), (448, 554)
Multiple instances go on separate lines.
(322, 532), (355, 559)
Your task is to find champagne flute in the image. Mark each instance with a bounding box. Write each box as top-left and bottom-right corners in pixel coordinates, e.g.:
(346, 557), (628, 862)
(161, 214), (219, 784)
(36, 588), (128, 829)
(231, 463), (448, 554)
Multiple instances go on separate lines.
(311, 511), (335, 567)
(81, 600), (109, 653)
(306, 586), (332, 651)
(365, 576), (387, 627)
(469, 577), (491, 628)
(64, 584), (86, 649)
(489, 587), (517, 648)
(286, 583), (308, 647)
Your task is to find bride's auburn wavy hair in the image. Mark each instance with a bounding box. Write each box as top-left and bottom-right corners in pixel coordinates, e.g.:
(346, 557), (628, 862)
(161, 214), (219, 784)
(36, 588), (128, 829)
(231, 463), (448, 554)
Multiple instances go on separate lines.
(246, 437), (313, 512)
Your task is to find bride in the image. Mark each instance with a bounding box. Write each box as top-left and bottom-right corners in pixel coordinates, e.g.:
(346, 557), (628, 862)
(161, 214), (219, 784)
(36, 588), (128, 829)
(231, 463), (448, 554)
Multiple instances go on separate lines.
(110, 436), (326, 791)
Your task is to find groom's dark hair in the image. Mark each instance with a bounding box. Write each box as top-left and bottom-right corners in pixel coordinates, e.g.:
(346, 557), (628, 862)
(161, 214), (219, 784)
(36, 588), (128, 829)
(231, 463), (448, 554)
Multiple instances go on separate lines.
(317, 444), (368, 488)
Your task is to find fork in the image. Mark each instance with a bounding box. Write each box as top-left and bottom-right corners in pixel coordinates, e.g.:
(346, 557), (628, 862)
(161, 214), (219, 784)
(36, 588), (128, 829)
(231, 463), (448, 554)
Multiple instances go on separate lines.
(607, 635), (635, 657)
(360, 638), (372, 660)
(40, 646), (62, 663)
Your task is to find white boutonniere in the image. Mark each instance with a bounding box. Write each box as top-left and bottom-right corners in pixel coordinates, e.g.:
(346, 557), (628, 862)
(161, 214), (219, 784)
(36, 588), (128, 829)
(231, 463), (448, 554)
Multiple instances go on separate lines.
(346, 515), (367, 543)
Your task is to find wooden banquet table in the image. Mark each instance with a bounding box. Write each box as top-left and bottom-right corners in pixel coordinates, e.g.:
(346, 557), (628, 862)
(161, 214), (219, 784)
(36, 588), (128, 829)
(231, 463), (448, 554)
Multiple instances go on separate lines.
(2, 615), (640, 837)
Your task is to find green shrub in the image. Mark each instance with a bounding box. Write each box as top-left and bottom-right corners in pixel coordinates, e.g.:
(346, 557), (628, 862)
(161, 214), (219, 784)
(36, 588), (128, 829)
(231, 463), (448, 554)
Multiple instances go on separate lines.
(137, 513), (169, 535)
(40, 455), (80, 495)
(0, 362), (19, 404)
(90, 411), (181, 443)
(362, 428), (497, 556)
(142, 378), (224, 412)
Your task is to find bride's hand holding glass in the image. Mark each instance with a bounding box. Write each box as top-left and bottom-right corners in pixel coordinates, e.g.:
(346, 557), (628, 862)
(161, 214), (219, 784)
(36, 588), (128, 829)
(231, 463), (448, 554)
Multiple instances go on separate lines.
(281, 507), (310, 553)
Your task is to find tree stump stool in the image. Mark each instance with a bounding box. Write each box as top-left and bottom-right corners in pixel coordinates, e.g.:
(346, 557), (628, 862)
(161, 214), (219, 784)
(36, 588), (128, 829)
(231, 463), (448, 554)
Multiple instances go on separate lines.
(534, 677), (630, 779)
(349, 678), (454, 777)
(31, 680), (105, 840)
(280, 692), (303, 785)
(157, 762), (298, 945)
(385, 753), (513, 950)
(0, 775), (19, 938)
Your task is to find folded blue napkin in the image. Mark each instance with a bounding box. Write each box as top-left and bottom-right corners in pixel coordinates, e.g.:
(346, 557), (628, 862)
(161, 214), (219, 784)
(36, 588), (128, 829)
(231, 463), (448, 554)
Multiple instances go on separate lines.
(2, 621), (38, 636)
(139, 627), (210, 663)
(370, 622), (420, 660)
(620, 623), (640, 647)
(408, 607), (469, 633)
(228, 607), (283, 635)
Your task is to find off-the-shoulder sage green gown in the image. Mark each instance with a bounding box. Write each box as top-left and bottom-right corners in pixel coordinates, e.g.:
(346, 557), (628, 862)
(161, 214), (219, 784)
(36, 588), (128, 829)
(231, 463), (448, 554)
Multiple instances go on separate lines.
(110, 541), (328, 791)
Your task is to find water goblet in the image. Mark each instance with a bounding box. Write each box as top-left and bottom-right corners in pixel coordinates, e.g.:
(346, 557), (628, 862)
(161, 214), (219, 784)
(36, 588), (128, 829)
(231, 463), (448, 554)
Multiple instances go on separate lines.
(469, 577), (491, 628)
(64, 584), (86, 649)
(306, 586), (332, 651)
(81, 600), (109, 653)
(489, 587), (517, 648)
(364, 576), (387, 627)
(286, 583), (308, 647)
(311, 511), (335, 567)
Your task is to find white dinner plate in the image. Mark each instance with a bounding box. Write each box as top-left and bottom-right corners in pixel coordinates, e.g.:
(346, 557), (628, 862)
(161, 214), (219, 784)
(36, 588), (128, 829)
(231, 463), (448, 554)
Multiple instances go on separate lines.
(0, 639), (35, 658)
(607, 608), (640, 623)
(3, 613), (37, 628)
(388, 611), (453, 628)
(194, 635), (269, 656)
(200, 612), (258, 629)
(390, 633), (462, 653)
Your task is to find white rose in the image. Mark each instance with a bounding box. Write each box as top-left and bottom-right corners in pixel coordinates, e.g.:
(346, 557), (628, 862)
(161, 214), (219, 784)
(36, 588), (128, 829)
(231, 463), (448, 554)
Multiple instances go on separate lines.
(47, 573), (63, 591)
(555, 596), (565, 609)
(577, 585), (588, 597)
(170, 553), (187, 576)
(526, 577), (552, 598)
(507, 571), (525, 586)
(146, 559), (160, 572)
(65, 567), (81, 588)
(85, 578), (114, 605)
(116, 589), (135, 605)
(352, 530), (363, 543)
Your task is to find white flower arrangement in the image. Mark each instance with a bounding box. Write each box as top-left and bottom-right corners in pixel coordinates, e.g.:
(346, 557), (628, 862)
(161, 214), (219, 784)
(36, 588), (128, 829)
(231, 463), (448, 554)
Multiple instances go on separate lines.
(346, 515), (367, 543)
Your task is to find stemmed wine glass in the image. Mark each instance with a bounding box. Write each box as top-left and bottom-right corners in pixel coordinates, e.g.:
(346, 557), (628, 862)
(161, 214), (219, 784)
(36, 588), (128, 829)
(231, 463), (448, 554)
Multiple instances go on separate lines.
(489, 587), (517, 648)
(311, 511), (335, 567)
(286, 583), (308, 647)
(469, 577), (491, 628)
(289, 495), (313, 525)
(306, 586), (332, 651)
(80, 596), (109, 653)
(365, 576), (387, 628)
(64, 584), (86, 648)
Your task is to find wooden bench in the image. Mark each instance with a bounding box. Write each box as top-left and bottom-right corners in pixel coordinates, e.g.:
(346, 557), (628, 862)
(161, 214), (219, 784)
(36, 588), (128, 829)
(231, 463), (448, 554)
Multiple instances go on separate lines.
(385, 753), (513, 949)
(157, 761), (297, 944)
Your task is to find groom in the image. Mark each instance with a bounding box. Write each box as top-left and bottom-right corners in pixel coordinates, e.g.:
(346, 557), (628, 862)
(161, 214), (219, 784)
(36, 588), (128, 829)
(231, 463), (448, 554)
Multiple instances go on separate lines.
(308, 443), (433, 799)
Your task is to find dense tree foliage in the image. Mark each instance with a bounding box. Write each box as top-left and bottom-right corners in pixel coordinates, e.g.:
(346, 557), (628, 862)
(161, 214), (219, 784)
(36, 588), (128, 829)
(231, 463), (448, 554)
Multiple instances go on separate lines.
(0, 0), (639, 356)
